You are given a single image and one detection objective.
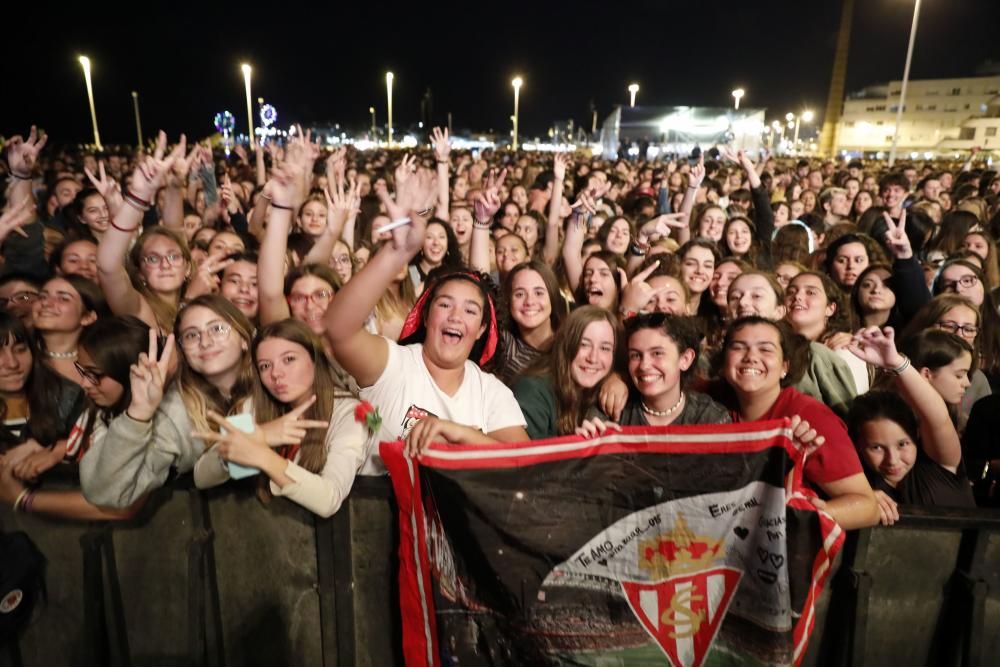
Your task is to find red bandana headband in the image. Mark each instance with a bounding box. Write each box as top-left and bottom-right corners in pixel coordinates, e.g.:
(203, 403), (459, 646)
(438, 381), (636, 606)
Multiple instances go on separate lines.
(399, 271), (499, 366)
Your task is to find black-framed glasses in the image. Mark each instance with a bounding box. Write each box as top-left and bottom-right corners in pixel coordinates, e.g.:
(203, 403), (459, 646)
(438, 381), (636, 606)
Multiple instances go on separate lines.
(939, 274), (979, 292)
(74, 361), (105, 385)
(937, 320), (979, 338)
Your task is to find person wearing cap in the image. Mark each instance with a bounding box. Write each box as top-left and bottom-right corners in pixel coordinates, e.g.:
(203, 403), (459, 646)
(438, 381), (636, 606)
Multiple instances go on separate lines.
(322, 166), (527, 473)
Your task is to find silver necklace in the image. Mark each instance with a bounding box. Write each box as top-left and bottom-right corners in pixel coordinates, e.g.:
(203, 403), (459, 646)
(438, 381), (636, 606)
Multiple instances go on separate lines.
(44, 349), (77, 359)
(641, 392), (685, 418)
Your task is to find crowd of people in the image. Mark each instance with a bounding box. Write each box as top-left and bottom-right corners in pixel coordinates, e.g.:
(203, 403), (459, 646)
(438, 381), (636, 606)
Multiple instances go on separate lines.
(0, 122), (998, 533)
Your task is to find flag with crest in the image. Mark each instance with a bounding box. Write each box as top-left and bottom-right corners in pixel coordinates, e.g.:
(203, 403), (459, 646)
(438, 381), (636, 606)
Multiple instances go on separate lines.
(381, 419), (843, 667)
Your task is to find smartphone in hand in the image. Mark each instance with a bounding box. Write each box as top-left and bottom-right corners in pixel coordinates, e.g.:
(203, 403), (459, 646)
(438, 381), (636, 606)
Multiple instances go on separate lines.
(224, 413), (260, 479)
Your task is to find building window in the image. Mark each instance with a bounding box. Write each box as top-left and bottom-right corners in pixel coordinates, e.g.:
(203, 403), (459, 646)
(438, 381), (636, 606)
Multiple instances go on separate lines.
(845, 121), (855, 127)
(959, 128), (976, 140)
(916, 105), (924, 111)
(987, 128), (998, 137)
(951, 88), (962, 95)
(928, 105), (937, 111)
(885, 136), (893, 143)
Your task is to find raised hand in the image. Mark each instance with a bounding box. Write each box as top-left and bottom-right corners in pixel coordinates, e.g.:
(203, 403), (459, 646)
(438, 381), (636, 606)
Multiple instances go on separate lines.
(882, 209), (912, 259)
(637, 213), (687, 243)
(258, 395), (330, 446)
(324, 178), (360, 237)
(848, 326), (905, 370)
(325, 147), (347, 188)
(166, 137), (196, 187)
(84, 161), (125, 217)
(130, 131), (185, 202)
(473, 168), (506, 223)
(127, 329), (175, 422)
(431, 127), (450, 163)
(0, 197), (35, 243)
(4, 125), (47, 177)
(184, 253), (235, 300)
(233, 144), (249, 164)
(553, 152), (569, 181)
(390, 169), (435, 255)
(688, 155), (706, 189)
(267, 160), (306, 210)
(219, 175), (241, 215)
(394, 154), (418, 188)
(619, 260), (669, 313)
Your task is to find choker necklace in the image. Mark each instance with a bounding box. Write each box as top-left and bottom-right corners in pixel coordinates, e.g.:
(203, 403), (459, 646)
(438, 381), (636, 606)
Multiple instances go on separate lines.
(641, 392), (685, 418)
(44, 349), (78, 359)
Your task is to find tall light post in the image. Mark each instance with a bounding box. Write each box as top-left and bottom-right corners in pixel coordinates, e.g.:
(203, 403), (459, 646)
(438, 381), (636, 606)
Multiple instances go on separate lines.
(511, 76), (523, 151)
(628, 83), (639, 108)
(889, 0), (922, 167)
(369, 106), (376, 139)
(131, 91), (143, 149)
(77, 56), (102, 150)
(386, 72), (394, 147)
(241, 63), (254, 148)
(732, 88), (745, 111)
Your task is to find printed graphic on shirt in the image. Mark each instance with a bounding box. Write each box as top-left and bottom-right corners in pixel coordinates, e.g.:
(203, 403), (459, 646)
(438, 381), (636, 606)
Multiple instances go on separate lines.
(400, 404), (438, 441)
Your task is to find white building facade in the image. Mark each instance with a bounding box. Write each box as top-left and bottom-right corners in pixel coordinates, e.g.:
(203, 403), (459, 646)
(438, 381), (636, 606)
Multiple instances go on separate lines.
(834, 75), (1000, 157)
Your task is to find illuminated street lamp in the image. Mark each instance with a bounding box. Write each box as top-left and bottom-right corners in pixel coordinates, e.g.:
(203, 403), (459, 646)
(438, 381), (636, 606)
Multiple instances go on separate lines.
(732, 88), (745, 110)
(511, 76), (523, 151)
(787, 110), (815, 154)
(131, 91), (143, 149)
(369, 106), (376, 139)
(772, 120), (785, 153)
(241, 63), (254, 148)
(889, 0), (922, 167)
(78, 56), (102, 150)
(386, 72), (394, 147)
(628, 83), (639, 108)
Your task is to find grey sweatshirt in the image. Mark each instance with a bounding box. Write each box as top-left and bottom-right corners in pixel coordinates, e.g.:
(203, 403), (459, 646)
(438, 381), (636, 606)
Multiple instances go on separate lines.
(79, 388), (205, 508)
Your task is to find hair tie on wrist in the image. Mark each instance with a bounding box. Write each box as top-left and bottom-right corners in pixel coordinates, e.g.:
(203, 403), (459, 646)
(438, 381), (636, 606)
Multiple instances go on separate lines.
(270, 202), (294, 211)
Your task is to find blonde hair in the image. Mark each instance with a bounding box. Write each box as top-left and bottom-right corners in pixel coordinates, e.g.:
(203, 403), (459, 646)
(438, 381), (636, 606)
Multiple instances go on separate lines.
(129, 226), (192, 332)
(174, 295), (256, 433)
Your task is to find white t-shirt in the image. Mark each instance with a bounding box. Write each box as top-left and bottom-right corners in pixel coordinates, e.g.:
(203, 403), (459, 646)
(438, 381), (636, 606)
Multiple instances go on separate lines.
(359, 340), (526, 474)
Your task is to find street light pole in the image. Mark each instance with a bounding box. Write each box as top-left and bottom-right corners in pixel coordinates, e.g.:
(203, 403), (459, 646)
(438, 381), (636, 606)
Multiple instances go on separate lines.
(628, 83), (639, 108)
(241, 63), (254, 148)
(511, 76), (523, 151)
(131, 91), (143, 149)
(369, 106), (376, 139)
(888, 0), (922, 168)
(78, 56), (102, 150)
(732, 88), (745, 111)
(386, 72), (394, 147)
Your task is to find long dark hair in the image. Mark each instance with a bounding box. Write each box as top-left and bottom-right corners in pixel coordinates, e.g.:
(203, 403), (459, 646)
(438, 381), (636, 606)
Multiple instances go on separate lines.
(0, 313), (80, 448)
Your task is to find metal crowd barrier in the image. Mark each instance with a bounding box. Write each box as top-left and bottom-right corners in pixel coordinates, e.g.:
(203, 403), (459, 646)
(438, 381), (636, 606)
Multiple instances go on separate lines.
(1, 476), (998, 667)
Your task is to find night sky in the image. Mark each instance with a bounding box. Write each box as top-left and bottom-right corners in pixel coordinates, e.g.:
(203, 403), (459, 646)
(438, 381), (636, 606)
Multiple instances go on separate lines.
(4, 1), (999, 146)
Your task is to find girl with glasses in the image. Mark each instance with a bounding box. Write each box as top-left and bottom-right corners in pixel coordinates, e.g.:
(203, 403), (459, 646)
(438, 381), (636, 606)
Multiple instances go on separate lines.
(193, 320), (366, 517)
(93, 134), (194, 334)
(80, 295), (256, 508)
(931, 260), (1000, 390)
(0, 317), (149, 520)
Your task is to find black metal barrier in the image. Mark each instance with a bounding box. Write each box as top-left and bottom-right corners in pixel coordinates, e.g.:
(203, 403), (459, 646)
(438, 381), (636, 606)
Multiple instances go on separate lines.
(1, 476), (998, 666)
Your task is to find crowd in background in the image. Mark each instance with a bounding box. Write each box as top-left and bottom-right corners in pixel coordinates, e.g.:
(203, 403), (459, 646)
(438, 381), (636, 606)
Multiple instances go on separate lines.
(1, 123), (999, 531)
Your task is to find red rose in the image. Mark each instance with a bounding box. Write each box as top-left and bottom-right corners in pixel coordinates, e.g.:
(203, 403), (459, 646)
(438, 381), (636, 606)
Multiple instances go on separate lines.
(355, 401), (374, 423)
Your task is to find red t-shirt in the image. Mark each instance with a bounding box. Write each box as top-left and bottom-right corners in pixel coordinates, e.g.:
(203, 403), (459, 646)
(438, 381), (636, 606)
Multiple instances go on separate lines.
(732, 386), (862, 489)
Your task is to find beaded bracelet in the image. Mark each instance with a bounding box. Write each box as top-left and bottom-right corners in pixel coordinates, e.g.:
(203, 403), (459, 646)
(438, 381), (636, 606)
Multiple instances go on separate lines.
(13, 488), (30, 512)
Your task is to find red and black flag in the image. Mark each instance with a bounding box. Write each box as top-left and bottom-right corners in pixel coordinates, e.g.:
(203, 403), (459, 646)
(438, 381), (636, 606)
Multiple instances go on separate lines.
(381, 419), (843, 667)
